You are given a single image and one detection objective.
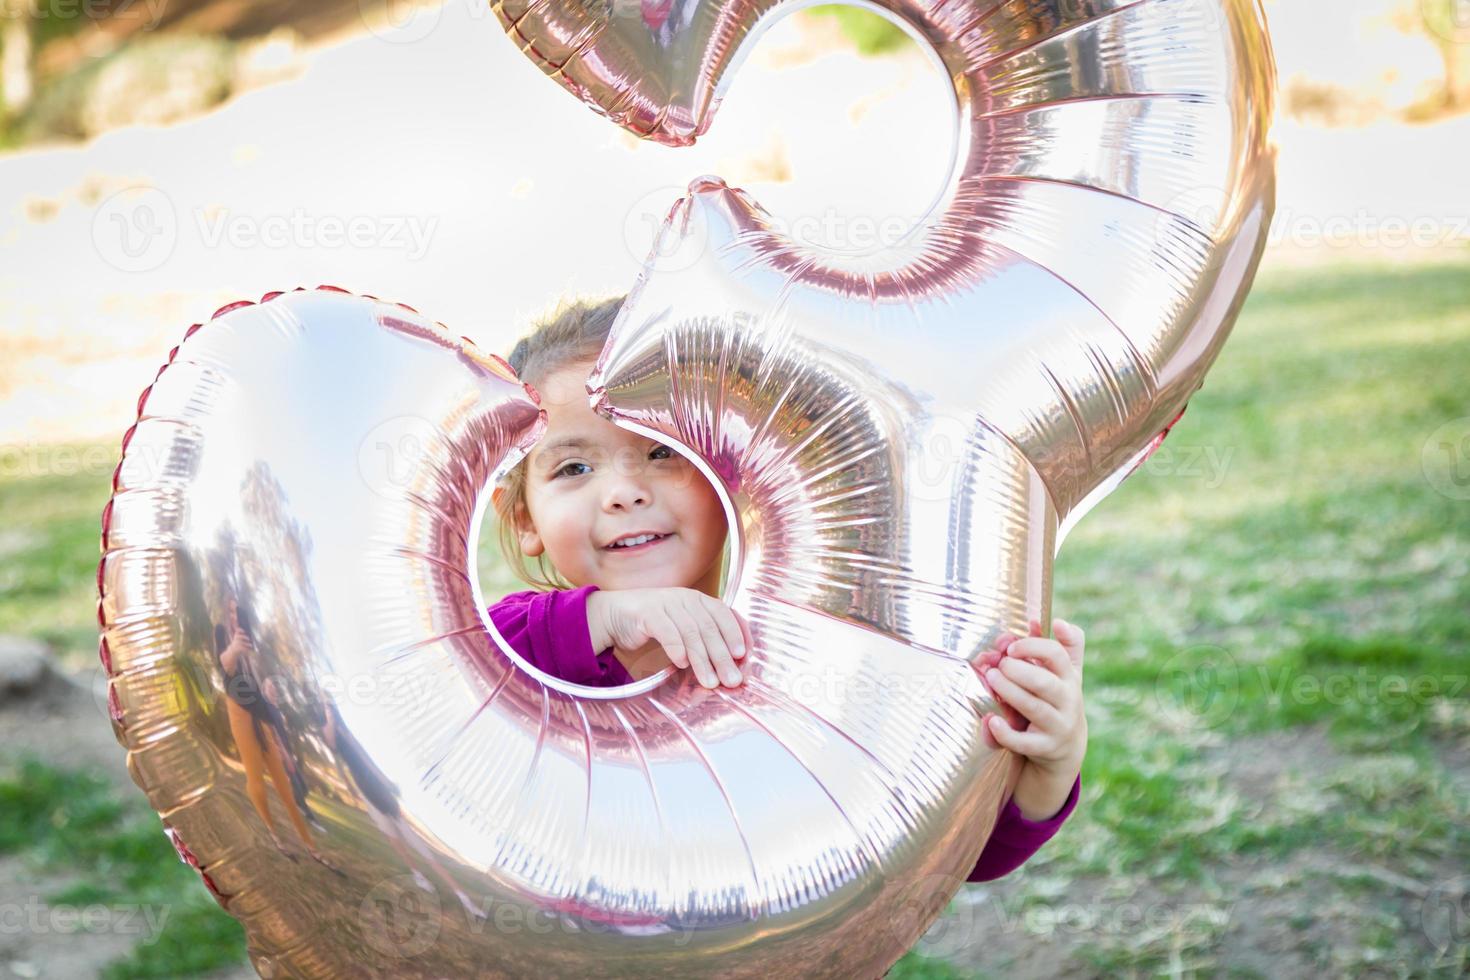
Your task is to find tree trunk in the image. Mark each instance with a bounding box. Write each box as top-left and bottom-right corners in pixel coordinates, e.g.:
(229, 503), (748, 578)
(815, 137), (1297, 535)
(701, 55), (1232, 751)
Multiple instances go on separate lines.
(0, 5), (34, 117)
(1447, 42), (1467, 109)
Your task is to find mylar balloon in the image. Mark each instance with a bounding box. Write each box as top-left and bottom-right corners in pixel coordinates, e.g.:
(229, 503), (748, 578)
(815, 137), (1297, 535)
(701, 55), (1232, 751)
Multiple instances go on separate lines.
(497, 0), (1275, 970)
(99, 0), (1276, 977)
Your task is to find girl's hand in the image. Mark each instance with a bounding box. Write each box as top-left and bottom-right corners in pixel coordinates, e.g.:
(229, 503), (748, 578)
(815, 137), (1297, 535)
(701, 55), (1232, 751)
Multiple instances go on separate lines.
(221, 623), (255, 675)
(587, 588), (751, 689)
(973, 616), (1087, 820)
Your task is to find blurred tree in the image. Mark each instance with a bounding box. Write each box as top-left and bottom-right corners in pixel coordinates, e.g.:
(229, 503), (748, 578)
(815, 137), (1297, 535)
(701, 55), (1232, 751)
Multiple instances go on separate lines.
(0, 0), (34, 117)
(1416, 0), (1470, 108)
(807, 4), (909, 56)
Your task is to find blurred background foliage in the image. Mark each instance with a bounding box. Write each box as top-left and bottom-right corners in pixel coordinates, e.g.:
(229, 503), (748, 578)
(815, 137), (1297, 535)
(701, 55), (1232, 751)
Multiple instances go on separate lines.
(2, 0), (1469, 148)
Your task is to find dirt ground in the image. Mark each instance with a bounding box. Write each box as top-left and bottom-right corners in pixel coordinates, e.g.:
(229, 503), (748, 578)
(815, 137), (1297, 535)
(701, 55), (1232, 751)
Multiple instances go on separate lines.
(0, 663), (257, 978)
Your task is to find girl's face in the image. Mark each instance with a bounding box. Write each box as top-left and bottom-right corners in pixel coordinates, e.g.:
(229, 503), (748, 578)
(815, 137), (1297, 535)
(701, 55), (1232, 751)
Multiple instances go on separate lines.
(514, 358), (728, 594)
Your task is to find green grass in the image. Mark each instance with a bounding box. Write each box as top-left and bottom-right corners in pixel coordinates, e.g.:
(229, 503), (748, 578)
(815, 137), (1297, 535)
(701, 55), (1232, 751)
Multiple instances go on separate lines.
(805, 4), (912, 56)
(0, 444), (116, 660)
(0, 755), (248, 978)
(885, 951), (975, 978)
(1026, 256), (1470, 972)
(1, 256), (1468, 975)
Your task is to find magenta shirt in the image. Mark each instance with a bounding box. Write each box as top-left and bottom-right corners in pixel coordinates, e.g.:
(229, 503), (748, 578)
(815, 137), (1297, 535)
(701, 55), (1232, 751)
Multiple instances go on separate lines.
(485, 583), (1080, 882)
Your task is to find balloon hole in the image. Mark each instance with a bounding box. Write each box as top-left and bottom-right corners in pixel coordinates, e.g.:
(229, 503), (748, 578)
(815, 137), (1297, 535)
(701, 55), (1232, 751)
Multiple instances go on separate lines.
(681, 1), (958, 257)
(469, 362), (741, 699)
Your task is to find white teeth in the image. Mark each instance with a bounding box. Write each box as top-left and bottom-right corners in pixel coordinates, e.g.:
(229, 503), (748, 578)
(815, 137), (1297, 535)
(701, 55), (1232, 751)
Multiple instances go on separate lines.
(610, 533), (662, 549)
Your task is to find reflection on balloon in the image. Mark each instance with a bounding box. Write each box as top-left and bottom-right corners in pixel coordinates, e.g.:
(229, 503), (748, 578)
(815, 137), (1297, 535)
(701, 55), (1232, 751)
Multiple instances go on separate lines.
(98, 0), (1276, 975)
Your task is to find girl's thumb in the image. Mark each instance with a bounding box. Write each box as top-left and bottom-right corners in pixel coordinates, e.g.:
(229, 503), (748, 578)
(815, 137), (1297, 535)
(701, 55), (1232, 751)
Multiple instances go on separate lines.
(1053, 617), (1085, 666)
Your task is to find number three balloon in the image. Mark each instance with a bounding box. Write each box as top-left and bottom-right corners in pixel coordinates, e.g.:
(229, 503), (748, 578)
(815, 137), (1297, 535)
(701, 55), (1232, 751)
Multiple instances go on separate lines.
(98, 0), (1275, 977)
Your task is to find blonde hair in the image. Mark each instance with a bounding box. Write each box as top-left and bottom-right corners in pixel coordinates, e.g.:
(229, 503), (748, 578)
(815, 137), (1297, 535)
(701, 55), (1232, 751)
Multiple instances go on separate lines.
(492, 294), (625, 591)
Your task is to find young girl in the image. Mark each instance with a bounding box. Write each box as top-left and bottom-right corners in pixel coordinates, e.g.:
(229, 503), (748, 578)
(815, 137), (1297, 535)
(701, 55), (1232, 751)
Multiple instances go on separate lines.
(215, 597), (330, 869)
(485, 295), (1087, 882)
(486, 294), (747, 690)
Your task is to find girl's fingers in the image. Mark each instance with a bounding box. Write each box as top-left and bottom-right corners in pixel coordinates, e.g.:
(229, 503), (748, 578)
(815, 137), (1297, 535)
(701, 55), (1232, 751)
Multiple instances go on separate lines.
(972, 648), (1001, 675)
(665, 645), (691, 670)
(1006, 637), (1072, 679)
(980, 714), (1002, 751)
(703, 596), (748, 669)
(651, 609), (699, 676)
(987, 713), (1049, 756)
(1052, 617), (1086, 670)
(983, 663), (1059, 728)
(675, 599), (722, 688)
(996, 655), (1068, 706)
(661, 628), (691, 669)
(687, 599), (738, 686)
(736, 610), (754, 660)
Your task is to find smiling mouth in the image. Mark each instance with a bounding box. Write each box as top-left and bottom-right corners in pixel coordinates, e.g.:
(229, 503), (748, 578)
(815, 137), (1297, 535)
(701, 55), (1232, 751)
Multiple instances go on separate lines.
(604, 532), (673, 553)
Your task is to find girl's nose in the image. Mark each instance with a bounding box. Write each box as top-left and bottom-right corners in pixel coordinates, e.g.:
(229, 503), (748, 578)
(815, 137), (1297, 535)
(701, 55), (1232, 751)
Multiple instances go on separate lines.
(604, 476), (652, 510)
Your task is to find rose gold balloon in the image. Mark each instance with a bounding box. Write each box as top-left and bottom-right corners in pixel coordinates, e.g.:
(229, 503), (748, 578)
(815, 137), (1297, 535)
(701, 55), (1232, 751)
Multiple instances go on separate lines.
(496, 0), (1276, 974)
(98, 0), (1276, 974)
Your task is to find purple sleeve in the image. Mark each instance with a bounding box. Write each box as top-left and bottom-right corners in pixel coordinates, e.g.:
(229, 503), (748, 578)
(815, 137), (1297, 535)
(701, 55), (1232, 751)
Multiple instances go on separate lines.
(485, 584), (634, 688)
(965, 773), (1081, 882)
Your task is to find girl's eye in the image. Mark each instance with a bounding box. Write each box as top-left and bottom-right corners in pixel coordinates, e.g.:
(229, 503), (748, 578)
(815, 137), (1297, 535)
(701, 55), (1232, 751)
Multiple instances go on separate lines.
(554, 461), (590, 479)
(650, 444), (674, 460)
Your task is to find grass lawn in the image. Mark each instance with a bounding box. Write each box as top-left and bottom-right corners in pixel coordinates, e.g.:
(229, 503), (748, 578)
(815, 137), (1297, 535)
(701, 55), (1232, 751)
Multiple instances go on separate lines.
(0, 254), (1466, 976)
